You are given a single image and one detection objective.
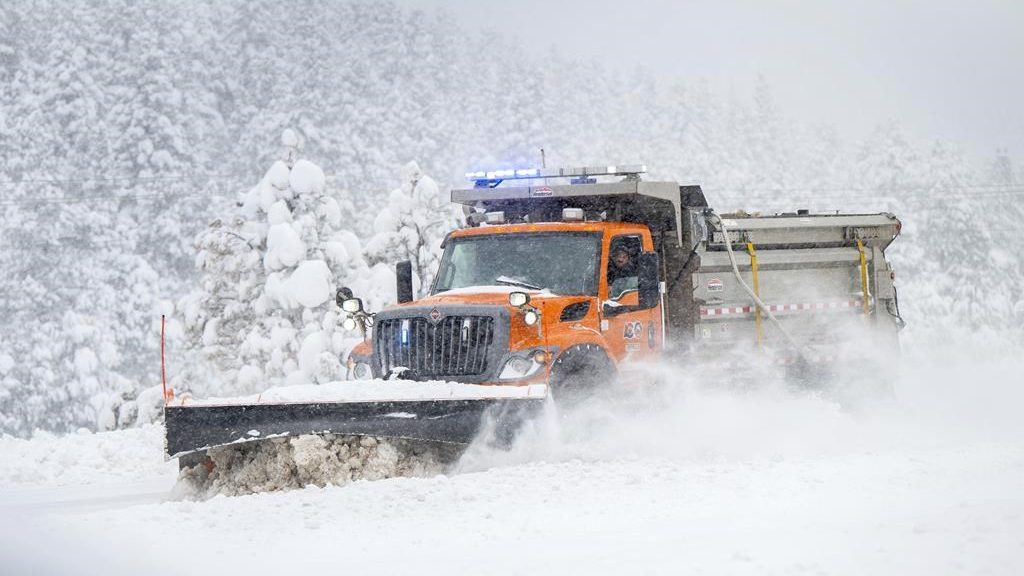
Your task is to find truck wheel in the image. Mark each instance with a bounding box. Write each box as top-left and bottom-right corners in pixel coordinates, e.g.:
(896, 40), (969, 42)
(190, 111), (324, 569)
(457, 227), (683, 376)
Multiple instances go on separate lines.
(549, 344), (614, 406)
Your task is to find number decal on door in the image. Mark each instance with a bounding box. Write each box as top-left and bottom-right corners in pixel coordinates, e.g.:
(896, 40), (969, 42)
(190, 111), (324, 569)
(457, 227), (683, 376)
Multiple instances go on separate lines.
(623, 321), (643, 339)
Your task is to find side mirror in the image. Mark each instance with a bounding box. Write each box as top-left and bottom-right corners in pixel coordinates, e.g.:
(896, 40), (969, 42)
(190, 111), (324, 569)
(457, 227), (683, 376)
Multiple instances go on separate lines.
(336, 286), (354, 308)
(396, 260), (413, 304)
(637, 252), (660, 310)
(337, 286), (370, 339)
(341, 297), (363, 313)
(509, 292), (530, 307)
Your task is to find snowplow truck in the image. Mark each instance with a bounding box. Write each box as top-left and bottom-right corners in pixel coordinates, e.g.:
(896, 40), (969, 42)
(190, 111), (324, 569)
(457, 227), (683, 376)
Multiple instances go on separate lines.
(165, 164), (903, 461)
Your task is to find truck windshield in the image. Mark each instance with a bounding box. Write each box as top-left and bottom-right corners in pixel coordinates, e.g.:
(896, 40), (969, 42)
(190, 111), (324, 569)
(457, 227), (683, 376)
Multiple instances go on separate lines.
(433, 232), (601, 296)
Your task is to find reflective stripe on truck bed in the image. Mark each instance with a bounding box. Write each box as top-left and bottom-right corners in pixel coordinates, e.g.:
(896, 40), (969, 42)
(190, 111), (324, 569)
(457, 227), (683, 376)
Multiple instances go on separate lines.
(700, 298), (868, 317)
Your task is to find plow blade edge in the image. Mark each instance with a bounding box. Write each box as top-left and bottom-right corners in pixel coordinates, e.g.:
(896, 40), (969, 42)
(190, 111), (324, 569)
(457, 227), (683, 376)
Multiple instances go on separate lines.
(164, 398), (545, 458)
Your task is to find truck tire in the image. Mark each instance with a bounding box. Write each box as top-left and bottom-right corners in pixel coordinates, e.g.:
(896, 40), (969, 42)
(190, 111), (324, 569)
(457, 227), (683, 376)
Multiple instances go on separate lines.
(549, 344), (614, 405)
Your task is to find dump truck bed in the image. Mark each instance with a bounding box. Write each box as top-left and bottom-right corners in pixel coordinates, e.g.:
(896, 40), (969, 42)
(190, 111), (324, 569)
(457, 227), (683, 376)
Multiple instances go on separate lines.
(681, 210), (902, 356)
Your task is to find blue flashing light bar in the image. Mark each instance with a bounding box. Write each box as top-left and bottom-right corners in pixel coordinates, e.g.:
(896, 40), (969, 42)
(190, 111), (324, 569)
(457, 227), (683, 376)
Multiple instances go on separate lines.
(465, 164), (646, 184)
(465, 168), (539, 180)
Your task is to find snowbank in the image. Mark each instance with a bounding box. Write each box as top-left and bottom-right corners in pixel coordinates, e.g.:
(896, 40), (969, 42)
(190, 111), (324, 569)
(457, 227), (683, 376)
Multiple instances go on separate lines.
(0, 424), (175, 488)
(177, 434), (456, 499)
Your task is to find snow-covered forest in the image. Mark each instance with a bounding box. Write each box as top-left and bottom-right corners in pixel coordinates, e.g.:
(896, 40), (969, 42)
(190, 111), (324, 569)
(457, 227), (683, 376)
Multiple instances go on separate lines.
(1, 0), (1022, 437)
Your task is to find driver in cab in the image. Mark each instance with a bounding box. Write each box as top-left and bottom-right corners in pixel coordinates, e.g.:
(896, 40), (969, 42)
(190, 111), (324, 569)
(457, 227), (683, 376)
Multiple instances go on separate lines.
(608, 239), (639, 299)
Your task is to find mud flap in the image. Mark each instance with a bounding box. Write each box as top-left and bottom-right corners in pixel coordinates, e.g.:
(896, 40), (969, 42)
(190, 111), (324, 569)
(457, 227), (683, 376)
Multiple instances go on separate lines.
(164, 397), (545, 459)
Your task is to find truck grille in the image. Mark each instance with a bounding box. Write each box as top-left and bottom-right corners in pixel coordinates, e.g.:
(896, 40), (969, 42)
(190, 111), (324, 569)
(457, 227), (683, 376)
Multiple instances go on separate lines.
(374, 315), (496, 379)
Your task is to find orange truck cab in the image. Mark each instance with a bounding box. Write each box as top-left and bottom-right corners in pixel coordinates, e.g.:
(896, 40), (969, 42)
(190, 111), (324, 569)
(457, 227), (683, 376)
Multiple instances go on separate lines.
(340, 164), (903, 396)
(347, 219), (665, 391)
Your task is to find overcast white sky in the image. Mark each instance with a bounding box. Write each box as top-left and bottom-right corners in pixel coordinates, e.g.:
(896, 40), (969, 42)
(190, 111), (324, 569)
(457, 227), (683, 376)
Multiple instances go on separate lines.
(398, 0), (1023, 163)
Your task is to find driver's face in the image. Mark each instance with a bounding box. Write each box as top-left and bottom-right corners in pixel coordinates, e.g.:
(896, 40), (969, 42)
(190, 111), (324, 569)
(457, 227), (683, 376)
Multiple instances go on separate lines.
(612, 250), (630, 268)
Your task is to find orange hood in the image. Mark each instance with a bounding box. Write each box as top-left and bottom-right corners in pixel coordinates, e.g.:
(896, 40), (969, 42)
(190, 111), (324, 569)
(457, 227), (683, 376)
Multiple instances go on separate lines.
(390, 287), (592, 311)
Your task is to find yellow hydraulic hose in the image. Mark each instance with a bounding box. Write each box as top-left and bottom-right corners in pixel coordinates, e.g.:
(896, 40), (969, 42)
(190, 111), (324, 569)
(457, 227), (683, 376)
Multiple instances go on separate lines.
(745, 242), (763, 347)
(856, 239), (871, 315)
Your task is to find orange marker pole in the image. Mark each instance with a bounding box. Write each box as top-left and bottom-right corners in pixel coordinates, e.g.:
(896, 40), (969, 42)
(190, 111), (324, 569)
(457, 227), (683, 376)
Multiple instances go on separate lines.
(160, 314), (171, 403)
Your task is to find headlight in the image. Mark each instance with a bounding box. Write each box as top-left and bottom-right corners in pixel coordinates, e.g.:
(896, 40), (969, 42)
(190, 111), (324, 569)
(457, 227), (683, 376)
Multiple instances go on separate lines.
(523, 309), (540, 326)
(499, 351), (546, 380)
(342, 317), (357, 331)
(347, 356), (373, 380)
(352, 362), (373, 380)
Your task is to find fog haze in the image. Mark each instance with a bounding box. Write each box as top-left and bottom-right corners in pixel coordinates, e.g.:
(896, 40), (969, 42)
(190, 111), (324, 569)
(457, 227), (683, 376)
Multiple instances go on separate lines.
(400, 0), (1023, 163)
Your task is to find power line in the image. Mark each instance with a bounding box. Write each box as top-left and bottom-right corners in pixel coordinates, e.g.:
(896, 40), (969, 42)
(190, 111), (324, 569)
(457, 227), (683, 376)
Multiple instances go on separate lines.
(704, 184), (1024, 196)
(704, 182), (1022, 194)
(0, 173), (240, 187)
(0, 186), (238, 207)
(705, 187), (1024, 203)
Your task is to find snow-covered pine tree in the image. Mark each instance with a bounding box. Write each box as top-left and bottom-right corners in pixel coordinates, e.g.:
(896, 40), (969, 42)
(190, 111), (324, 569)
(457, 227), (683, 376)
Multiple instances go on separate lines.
(0, 5), (18, 158)
(178, 135), (371, 397)
(364, 161), (456, 297)
(986, 151), (1024, 333)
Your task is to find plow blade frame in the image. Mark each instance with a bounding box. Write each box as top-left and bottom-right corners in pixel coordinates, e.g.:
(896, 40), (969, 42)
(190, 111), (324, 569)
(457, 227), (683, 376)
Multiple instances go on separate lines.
(164, 398), (545, 458)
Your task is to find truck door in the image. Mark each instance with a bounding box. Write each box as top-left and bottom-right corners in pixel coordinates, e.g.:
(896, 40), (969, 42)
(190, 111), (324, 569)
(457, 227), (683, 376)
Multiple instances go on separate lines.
(602, 234), (662, 367)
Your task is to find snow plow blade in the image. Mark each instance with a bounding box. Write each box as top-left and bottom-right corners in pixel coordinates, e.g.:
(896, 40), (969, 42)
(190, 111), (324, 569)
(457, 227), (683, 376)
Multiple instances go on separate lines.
(164, 397), (545, 459)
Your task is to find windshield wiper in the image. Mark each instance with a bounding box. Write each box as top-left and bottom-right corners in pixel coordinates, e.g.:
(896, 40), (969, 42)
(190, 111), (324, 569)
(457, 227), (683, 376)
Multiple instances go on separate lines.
(494, 275), (542, 291)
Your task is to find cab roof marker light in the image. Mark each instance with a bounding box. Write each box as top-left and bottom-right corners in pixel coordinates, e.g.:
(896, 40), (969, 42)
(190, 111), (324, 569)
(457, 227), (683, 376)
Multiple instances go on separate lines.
(562, 208), (584, 221)
(484, 169), (517, 179)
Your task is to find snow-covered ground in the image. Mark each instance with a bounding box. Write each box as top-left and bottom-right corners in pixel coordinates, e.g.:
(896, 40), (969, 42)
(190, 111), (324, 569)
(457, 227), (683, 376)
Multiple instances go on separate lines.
(2, 335), (1023, 575)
